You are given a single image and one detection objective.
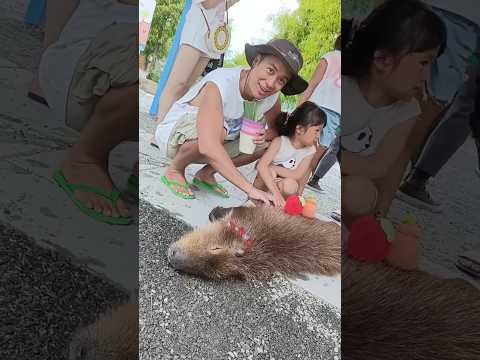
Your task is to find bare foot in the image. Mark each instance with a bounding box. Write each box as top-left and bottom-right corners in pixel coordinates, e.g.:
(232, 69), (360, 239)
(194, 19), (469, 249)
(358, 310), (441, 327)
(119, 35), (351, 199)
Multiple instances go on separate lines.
(194, 165), (217, 184)
(164, 168), (194, 197)
(61, 158), (130, 219)
(193, 166), (229, 197)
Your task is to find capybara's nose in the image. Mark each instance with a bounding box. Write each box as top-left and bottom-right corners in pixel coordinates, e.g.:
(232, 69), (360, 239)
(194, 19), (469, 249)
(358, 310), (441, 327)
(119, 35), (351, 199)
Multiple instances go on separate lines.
(167, 243), (186, 269)
(167, 244), (177, 261)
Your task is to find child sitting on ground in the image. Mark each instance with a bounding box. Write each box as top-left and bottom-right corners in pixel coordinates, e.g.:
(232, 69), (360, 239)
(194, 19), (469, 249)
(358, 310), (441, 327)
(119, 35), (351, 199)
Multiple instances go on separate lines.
(341, 0), (446, 269)
(253, 101), (326, 207)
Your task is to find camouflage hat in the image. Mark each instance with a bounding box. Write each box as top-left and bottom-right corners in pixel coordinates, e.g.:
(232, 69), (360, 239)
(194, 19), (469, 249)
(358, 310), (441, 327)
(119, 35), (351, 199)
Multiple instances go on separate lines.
(245, 39), (308, 96)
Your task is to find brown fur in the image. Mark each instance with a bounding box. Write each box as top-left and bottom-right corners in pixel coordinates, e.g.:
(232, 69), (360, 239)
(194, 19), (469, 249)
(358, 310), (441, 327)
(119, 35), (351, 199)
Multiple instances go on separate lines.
(167, 206), (341, 280)
(68, 303), (138, 360)
(342, 256), (480, 360)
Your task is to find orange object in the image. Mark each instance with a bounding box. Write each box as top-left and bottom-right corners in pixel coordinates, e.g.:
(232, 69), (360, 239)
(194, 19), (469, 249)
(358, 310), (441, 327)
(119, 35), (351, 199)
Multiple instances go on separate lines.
(385, 214), (421, 270)
(302, 196), (317, 219)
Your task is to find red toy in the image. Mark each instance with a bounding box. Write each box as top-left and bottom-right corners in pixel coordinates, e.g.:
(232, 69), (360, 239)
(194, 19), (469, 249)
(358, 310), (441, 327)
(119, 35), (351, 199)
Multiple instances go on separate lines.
(347, 215), (390, 262)
(284, 195), (304, 215)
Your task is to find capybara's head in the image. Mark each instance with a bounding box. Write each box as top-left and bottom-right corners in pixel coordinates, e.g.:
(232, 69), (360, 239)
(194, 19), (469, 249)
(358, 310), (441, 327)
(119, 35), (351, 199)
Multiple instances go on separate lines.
(167, 218), (249, 279)
(168, 206), (341, 280)
(68, 303), (138, 360)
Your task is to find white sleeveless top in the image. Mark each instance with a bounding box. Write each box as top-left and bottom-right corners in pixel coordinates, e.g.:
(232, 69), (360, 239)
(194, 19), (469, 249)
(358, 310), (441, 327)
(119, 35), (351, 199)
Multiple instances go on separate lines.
(156, 67), (279, 151)
(309, 50), (341, 114)
(181, 0), (228, 59)
(272, 136), (316, 170)
(341, 76), (421, 157)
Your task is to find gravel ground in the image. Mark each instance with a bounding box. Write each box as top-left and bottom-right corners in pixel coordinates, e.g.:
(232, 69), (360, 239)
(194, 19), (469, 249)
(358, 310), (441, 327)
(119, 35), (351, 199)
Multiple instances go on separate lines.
(139, 200), (340, 360)
(0, 222), (129, 360)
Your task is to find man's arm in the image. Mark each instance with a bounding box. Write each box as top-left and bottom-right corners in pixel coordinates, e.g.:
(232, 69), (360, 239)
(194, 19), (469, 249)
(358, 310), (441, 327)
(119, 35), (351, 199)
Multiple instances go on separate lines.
(196, 83), (254, 194)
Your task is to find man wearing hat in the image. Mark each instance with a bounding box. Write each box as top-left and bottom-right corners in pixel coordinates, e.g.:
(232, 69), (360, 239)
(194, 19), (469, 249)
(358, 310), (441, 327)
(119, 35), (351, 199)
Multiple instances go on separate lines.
(155, 39), (307, 206)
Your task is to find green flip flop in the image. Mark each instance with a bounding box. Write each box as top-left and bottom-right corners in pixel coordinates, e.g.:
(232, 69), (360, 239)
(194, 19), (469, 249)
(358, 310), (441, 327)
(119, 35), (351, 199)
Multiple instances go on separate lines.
(53, 169), (133, 225)
(192, 178), (229, 198)
(161, 175), (195, 199)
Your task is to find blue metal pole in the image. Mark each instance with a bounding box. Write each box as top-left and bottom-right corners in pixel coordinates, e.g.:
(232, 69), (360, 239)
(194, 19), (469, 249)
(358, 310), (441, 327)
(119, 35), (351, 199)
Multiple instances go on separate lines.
(149, 0), (193, 116)
(24, 0), (46, 26)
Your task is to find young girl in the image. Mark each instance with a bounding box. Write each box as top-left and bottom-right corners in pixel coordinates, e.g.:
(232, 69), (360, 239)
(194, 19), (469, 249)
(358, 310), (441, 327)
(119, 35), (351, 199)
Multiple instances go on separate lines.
(341, 0), (446, 268)
(254, 101), (326, 207)
(341, 0), (446, 219)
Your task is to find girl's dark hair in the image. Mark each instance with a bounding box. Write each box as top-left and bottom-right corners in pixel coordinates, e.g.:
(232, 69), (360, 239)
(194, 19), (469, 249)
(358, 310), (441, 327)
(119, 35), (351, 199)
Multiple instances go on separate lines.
(342, 0), (447, 77)
(277, 101), (327, 138)
(334, 34), (341, 51)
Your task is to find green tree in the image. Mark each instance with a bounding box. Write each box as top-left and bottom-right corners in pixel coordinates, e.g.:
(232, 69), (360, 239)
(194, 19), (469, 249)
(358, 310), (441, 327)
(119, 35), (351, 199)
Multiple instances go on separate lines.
(225, 0), (340, 110)
(143, 0), (184, 70)
(272, 0), (340, 108)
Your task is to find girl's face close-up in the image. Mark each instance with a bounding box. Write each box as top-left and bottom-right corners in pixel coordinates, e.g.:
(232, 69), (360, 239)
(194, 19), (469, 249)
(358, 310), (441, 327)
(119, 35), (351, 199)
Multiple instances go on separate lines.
(297, 124), (323, 147)
(376, 47), (439, 101)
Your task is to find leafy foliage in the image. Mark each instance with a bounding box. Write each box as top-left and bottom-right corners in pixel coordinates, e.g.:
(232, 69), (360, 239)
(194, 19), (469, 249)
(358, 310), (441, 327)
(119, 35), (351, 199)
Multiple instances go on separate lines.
(224, 0), (340, 110)
(143, 0), (183, 66)
(272, 0), (340, 108)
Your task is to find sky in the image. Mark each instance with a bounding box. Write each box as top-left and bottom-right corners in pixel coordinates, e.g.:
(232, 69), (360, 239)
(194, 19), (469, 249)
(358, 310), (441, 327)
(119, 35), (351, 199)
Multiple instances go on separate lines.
(227, 0), (299, 55)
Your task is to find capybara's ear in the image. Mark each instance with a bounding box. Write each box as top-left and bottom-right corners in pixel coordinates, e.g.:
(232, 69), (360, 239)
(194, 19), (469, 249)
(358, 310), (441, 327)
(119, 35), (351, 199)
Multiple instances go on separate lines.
(208, 206), (234, 222)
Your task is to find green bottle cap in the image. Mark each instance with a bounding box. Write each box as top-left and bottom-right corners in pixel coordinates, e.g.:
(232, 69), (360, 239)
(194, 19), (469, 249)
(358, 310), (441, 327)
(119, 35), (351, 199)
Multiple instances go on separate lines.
(402, 212), (417, 225)
(470, 53), (480, 65)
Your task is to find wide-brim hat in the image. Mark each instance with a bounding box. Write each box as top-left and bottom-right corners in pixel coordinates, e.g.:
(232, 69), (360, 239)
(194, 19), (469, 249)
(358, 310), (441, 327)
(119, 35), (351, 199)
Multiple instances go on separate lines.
(245, 39), (308, 96)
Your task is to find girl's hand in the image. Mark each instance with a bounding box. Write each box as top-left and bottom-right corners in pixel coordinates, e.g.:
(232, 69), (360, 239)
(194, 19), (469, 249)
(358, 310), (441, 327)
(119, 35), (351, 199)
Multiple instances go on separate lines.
(253, 129), (266, 145)
(247, 187), (273, 207)
(272, 191), (286, 208)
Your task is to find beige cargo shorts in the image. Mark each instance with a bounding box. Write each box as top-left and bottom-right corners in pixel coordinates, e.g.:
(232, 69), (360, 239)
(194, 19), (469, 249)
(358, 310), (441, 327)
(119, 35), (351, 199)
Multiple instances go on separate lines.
(165, 112), (269, 160)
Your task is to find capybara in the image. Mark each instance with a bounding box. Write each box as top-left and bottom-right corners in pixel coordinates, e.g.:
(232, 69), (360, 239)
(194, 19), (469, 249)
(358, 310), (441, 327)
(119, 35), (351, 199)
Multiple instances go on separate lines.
(342, 256), (480, 360)
(167, 206), (341, 280)
(68, 302), (138, 360)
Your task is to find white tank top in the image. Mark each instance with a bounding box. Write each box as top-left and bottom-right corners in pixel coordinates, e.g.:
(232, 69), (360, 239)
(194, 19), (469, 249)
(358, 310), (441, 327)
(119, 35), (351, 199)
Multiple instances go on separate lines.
(309, 50), (341, 114)
(272, 136), (316, 170)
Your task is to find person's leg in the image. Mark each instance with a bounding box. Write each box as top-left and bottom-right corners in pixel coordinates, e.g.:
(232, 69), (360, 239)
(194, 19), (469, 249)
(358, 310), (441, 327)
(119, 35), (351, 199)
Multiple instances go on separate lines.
(155, 45), (207, 126)
(186, 56), (211, 88)
(309, 135), (340, 189)
(30, 0), (79, 100)
(470, 75), (480, 174)
(342, 175), (378, 229)
(398, 64), (478, 209)
(194, 151), (264, 184)
(277, 178), (299, 197)
(60, 85), (138, 218)
(301, 146), (326, 191)
(252, 173), (267, 192)
(164, 140), (206, 197)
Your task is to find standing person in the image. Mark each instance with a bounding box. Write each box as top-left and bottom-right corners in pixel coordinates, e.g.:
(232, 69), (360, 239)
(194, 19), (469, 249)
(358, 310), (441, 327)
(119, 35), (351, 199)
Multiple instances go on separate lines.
(394, 2), (480, 212)
(152, 0), (240, 135)
(298, 35), (342, 192)
(155, 39), (308, 206)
